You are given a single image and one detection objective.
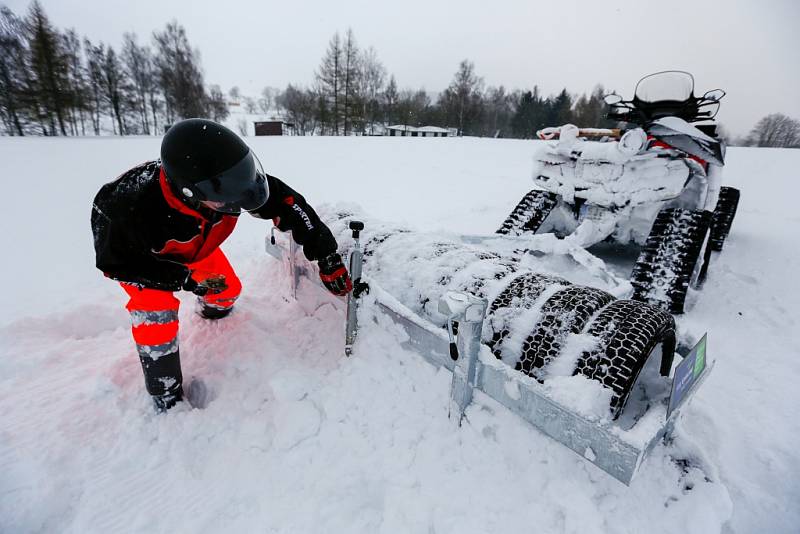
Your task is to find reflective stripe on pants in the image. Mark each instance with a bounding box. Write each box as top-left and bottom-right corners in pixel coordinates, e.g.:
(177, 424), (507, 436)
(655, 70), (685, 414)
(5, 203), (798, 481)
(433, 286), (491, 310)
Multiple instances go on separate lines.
(120, 247), (242, 351)
(120, 248), (241, 396)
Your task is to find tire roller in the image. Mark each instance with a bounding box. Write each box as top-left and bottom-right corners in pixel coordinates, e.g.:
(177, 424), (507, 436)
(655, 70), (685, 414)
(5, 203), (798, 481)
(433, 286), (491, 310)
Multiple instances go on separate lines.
(326, 210), (676, 419)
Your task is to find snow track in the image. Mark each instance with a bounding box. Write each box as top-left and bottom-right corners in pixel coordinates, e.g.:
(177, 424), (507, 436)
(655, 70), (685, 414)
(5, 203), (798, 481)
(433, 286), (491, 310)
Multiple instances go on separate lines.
(0, 138), (797, 533)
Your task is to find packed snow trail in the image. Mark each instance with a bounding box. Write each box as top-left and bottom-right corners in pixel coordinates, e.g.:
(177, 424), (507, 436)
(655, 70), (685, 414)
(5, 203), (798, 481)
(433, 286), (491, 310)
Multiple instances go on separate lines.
(0, 137), (797, 533)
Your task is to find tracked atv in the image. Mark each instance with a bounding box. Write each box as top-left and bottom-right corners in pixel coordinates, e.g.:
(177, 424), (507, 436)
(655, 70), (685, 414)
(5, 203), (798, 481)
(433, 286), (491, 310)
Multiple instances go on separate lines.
(498, 71), (740, 313)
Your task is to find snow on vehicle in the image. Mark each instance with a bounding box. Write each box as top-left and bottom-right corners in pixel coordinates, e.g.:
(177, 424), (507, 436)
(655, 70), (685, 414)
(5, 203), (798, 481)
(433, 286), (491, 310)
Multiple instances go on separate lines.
(266, 210), (714, 484)
(498, 71), (741, 313)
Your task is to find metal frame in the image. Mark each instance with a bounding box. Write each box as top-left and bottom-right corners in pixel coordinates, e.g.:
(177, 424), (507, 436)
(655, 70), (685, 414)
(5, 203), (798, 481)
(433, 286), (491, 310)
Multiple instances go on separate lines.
(265, 233), (713, 485)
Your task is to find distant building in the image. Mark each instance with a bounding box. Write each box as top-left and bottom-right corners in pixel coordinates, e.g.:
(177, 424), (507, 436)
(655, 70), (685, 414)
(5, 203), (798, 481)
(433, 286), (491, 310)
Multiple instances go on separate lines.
(385, 125), (449, 137)
(254, 121), (295, 136)
(416, 126), (450, 137)
(386, 124), (414, 136)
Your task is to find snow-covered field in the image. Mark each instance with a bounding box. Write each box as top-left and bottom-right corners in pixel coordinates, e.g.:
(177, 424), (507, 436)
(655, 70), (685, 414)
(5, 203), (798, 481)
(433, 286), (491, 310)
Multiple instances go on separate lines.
(0, 136), (797, 533)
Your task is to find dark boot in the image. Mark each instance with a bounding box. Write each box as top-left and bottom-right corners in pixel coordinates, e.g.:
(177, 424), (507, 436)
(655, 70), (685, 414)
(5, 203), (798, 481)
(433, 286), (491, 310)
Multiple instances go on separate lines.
(152, 384), (184, 412)
(199, 304), (233, 320)
(138, 348), (184, 413)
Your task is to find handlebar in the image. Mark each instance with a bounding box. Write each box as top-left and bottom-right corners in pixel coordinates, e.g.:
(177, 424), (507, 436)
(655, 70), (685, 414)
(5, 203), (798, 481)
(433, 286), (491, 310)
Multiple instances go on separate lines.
(607, 96), (720, 125)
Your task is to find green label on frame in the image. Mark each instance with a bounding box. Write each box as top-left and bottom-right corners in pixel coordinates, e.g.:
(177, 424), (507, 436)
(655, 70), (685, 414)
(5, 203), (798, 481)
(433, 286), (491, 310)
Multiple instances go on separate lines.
(668, 334), (708, 419)
(693, 336), (707, 378)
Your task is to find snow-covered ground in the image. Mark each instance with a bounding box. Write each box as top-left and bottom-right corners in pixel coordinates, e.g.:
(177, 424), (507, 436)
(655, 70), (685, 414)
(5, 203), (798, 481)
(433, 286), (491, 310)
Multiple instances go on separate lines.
(0, 136), (797, 533)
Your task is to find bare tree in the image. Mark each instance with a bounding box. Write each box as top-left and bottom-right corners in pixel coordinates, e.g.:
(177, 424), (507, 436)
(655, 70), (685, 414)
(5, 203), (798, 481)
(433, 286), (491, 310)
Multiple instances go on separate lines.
(207, 84), (228, 122)
(258, 87), (270, 114)
(341, 28), (361, 135)
(483, 86), (513, 137)
(316, 32), (343, 134)
(359, 46), (385, 134)
(84, 39), (104, 134)
(152, 21), (208, 122)
(382, 74), (398, 125)
(259, 86), (278, 115)
(0, 6), (27, 135)
(142, 46), (161, 133)
(100, 46), (128, 135)
(61, 29), (88, 135)
(439, 60), (484, 136)
(278, 84), (316, 135)
(395, 88), (431, 127)
(25, 1), (70, 135)
(122, 33), (152, 134)
(746, 113), (800, 148)
(313, 87), (329, 135)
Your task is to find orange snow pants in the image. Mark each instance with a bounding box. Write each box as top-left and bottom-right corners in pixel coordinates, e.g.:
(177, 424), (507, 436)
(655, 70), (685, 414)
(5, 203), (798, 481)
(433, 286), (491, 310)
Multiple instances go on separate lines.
(121, 248), (242, 360)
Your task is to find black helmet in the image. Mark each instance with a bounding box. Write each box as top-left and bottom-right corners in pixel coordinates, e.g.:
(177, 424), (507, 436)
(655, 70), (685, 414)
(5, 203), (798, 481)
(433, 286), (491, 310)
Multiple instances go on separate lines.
(160, 118), (268, 213)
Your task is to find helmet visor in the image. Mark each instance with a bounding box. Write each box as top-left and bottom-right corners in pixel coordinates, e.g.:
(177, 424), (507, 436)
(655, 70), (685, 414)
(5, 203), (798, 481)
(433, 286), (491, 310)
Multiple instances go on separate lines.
(194, 151), (269, 213)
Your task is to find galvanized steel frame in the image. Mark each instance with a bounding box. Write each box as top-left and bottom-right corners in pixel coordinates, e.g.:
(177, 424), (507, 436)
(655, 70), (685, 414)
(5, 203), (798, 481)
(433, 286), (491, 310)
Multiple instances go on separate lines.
(265, 233), (712, 485)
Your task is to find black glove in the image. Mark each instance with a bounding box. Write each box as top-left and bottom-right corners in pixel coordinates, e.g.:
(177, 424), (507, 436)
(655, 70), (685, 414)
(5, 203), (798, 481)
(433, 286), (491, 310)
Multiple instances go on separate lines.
(183, 274), (228, 296)
(318, 253), (353, 296)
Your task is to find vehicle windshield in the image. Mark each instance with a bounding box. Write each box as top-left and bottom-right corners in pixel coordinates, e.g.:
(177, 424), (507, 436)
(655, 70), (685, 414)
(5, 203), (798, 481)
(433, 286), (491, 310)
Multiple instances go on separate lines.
(634, 71), (695, 103)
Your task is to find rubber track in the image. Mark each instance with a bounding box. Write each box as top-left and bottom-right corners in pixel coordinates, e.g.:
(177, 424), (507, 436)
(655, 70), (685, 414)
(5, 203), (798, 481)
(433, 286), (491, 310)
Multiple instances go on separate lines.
(631, 208), (713, 314)
(496, 190), (559, 235)
(710, 186), (740, 251)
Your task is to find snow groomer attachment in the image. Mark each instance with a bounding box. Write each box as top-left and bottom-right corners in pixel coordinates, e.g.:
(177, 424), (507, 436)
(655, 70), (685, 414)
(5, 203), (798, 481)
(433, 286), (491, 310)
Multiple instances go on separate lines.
(266, 211), (713, 485)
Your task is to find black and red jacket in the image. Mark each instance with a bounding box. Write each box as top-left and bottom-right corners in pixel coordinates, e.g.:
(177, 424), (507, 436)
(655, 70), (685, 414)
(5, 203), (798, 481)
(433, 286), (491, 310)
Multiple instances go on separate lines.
(91, 160), (337, 291)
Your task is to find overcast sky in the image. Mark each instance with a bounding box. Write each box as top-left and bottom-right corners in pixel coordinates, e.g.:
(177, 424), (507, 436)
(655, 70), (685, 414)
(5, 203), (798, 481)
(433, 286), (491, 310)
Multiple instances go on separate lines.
(7, 0), (799, 136)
